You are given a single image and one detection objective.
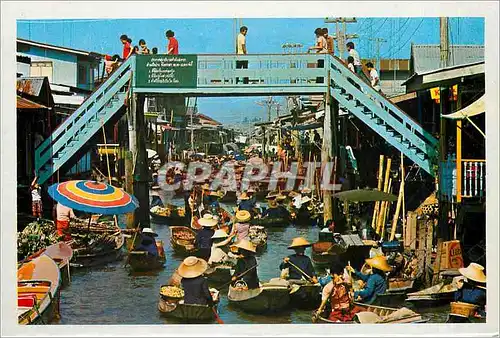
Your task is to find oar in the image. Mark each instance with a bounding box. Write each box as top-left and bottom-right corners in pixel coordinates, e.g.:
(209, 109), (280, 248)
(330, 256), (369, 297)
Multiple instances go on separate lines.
(124, 223), (141, 268)
(215, 264), (258, 289)
(212, 307), (224, 324)
(286, 259), (315, 284)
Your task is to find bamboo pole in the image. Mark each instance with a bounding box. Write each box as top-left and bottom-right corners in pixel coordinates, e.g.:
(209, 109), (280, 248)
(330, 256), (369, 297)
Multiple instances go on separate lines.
(390, 179), (404, 241)
(371, 155), (385, 230)
(380, 178), (392, 240)
(400, 152), (406, 238)
(101, 123), (120, 232)
(376, 157), (391, 235)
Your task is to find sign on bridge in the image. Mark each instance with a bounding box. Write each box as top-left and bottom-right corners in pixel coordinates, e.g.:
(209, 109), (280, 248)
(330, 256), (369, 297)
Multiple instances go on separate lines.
(136, 55), (197, 88)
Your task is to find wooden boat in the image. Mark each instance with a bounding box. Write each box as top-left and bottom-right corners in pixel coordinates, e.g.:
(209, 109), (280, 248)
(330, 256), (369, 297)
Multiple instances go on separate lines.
(127, 240), (166, 271)
(219, 189), (237, 203)
(227, 278), (291, 313)
(315, 302), (427, 324)
(205, 265), (232, 284)
(170, 226), (197, 256)
(312, 238), (371, 269)
(289, 280), (321, 309)
(23, 242), (73, 287)
(70, 231), (125, 268)
(158, 285), (220, 323)
(372, 278), (415, 307)
(446, 302), (486, 323)
(405, 282), (457, 307)
(17, 255), (61, 325)
(150, 210), (188, 225)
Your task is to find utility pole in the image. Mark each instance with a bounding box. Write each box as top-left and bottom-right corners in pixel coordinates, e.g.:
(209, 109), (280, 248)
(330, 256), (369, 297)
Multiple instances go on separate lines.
(440, 17), (449, 68)
(256, 96), (278, 122)
(324, 17), (358, 58)
(368, 37), (387, 72)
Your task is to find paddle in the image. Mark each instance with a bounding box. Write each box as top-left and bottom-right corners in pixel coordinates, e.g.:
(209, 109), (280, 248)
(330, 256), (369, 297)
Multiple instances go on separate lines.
(124, 223), (141, 268)
(215, 264), (258, 289)
(212, 307), (224, 324)
(285, 259), (316, 284)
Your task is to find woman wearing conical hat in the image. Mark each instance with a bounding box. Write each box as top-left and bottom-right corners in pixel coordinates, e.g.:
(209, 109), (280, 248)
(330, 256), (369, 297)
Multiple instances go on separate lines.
(136, 228), (160, 257)
(280, 237), (318, 283)
(230, 239), (260, 290)
(237, 192), (256, 215)
(295, 196), (313, 226)
(150, 185), (164, 208)
(178, 256), (214, 306)
(262, 199), (282, 219)
(195, 214), (218, 261)
(454, 263), (486, 317)
(230, 210), (252, 241)
(346, 255), (391, 304)
(208, 229), (235, 266)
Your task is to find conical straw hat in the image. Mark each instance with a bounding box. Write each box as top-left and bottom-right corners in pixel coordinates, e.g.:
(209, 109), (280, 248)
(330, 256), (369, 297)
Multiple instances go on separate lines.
(212, 229), (229, 239)
(268, 199), (278, 208)
(365, 255), (392, 272)
(198, 214), (218, 227)
(231, 239), (256, 253)
(276, 194), (287, 201)
(266, 191), (279, 199)
(142, 227), (158, 237)
(239, 192), (250, 200)
(288, 237), (311, 249)
(301, 196), (312, 204)
(235, 210), (251, 223)
(459, 263), (486, 283)
(178, 256), (208, 278)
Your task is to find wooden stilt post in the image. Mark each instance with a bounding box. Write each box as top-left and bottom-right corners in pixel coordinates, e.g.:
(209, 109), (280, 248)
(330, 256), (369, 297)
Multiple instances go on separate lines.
(380, 178), (392, 240)
(390, 178), (403, 241)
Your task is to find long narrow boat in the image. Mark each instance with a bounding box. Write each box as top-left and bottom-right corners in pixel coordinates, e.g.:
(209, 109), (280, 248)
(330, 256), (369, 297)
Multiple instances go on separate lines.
(150, 206), (188, 225)
(205, 265), (232, 284)
(405, 282), (457, 307)
(289, 280), (321, 309)
(252, 217), (289, 228)
(227, 279), (291, 313)
(315, 302), (427, 324)
(127, 240), (166, 271)
(70, 231), (125, 268)
(23, 242), (73, 286)
(170, 226), (197, 256)
(17, 255), (61, 325)
(158, 285), (220, 323)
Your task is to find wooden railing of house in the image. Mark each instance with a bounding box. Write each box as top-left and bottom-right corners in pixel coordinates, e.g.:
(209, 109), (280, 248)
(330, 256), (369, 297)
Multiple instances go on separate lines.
(458, 159), (486, 200)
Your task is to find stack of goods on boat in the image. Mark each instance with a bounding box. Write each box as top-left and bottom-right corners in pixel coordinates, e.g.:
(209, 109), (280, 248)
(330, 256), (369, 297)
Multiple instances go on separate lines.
(248, 226), (267, 252)
(170, 226), (197, 255)
(17, 255), (61, 325)
(128, 239), (167, 272)
(150, 205), (187, 225)
(228, 278), (291, 313)
(17, 220), (60, 260)
(70, 229), (124, 268)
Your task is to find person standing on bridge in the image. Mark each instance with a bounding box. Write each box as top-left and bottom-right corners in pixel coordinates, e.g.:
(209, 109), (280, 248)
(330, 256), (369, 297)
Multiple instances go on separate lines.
(366, 62), (381, 92)
(346, 42), (362, 76)
(309, 28), (328, 54)
(120, 34), (133, 60)
(236, 26), (249, 84)
(322, 28), (335, 55)
(166, 30), (179, 55)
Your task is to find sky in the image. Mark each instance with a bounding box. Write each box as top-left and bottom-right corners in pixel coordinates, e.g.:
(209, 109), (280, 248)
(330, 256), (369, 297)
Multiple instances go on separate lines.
(17, 17), (485, 125)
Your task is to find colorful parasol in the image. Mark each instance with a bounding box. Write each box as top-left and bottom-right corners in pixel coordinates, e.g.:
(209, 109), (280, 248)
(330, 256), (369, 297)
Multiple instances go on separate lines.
(48, 180), (139, 215)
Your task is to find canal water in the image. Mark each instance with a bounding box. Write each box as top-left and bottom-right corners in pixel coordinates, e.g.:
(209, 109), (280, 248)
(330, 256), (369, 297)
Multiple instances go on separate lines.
(56, 197), (449, 324)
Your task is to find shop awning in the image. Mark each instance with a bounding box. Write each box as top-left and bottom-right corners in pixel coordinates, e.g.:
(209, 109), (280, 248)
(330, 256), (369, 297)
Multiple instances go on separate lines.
(17, 96), (47, 110)
(441, 94), (485, 120)
(287, 122), (322, 131)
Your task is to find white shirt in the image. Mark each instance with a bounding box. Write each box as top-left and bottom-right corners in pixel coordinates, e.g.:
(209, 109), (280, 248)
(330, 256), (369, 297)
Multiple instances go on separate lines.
(208, 246), (228, 265)
(316, 36), (328, 54)
(31, 187), (41, 202)
(237, 33), (246, 54)
(348, 63), (355, 72)
(370, 69), (381, 90)
(349, 49), (361, 66)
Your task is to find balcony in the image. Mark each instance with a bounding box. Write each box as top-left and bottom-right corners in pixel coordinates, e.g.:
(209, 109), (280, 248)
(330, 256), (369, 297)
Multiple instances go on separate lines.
(439, 157), (486, 201)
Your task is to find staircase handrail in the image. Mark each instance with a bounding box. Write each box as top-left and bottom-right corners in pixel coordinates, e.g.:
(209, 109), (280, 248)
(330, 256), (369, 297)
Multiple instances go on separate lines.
(35, 56), (135, 164)
(326, 55), (438, 148)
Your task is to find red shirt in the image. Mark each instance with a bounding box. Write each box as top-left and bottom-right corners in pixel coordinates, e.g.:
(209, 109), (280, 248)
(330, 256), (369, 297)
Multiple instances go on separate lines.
(168, 37), (179, 55)
(123, 41), (132, 59)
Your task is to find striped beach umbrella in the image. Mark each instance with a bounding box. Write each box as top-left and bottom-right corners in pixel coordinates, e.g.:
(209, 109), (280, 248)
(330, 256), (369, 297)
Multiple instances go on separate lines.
(48, 180), (139, 215)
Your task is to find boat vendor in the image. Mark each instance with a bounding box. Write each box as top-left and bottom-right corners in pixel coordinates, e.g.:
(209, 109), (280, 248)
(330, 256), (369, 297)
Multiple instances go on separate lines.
(237, 192), (255, 214)
(295, 196), (313, 225)
(150, 185), (164, 208)
(315, 258), (362, 322)
(208, 229), (236, 266)
(454, 263), (487, 316)
(195, 214), (218, 261)
(275, 194), (291, 220)
(231, 239), (260, 290)
(230, 210), (252, 241)
(136, 228), (159, 256)
(207, 190), (222, 209)
(152, 171), (159, 186)
(262, 199), (282, 218)
(56, 202), (77, 241)
(346, 255), (391, 304)
(178, 256), (214, 306)
(280, 237), (318, 283)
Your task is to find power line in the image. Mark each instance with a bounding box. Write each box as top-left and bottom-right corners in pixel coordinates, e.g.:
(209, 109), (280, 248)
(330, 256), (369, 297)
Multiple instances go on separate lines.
(381, 17), (412, 58)
(381, 19), (424, 58)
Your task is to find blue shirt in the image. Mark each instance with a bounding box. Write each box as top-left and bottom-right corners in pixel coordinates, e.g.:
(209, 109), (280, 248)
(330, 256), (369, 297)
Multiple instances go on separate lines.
(279, 254), (316, 280)
(454, 284), (486, 308)
(353, 270), (387, 304)
(136, 235), (158, 256)
(238, 199), (255, 213)
(151, 195), (164, 208)
(181, 276), (213, 306)
(195, 228), (215, 249)
(262, 207), (282, 219)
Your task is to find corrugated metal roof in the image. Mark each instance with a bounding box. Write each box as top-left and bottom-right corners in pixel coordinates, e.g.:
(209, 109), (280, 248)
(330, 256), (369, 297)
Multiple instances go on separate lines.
(411, 44), (484, 74)
(16, 77), (46, 96)
(17, 38), (101, 59)
(17, 96), (47, 109)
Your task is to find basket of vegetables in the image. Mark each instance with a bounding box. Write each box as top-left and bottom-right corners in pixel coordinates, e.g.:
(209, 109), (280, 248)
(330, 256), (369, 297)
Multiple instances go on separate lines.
(160, 285), (185, 302)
